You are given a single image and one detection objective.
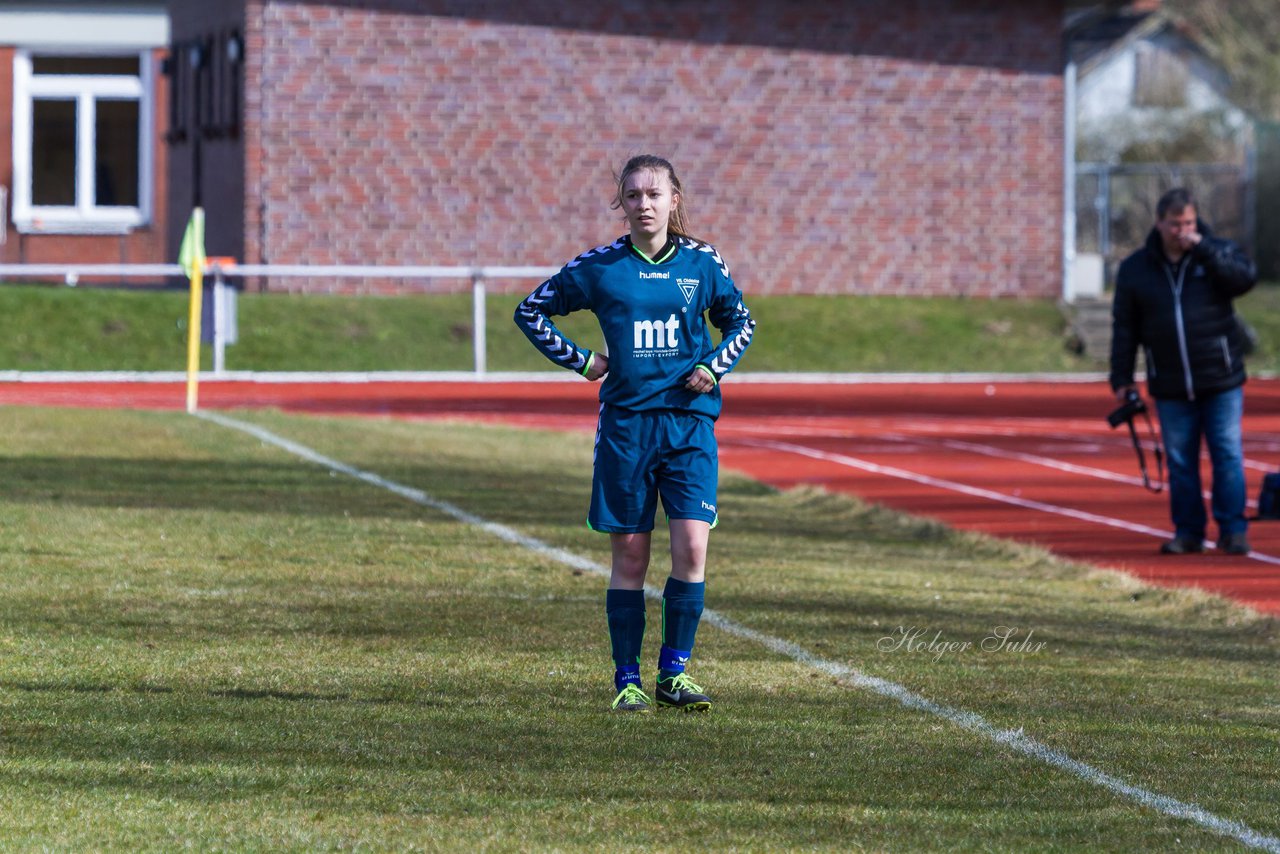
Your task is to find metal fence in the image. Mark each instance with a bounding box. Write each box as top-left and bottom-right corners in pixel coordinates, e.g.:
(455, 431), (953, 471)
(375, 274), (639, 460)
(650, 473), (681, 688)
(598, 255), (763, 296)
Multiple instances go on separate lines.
(0, 262), (558, 375)
(1075, 160), (1255, 287)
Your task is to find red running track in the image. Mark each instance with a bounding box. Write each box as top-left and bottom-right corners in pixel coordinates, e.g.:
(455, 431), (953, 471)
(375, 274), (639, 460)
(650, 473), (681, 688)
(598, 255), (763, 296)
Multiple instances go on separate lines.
(3, 377), (1279, 615)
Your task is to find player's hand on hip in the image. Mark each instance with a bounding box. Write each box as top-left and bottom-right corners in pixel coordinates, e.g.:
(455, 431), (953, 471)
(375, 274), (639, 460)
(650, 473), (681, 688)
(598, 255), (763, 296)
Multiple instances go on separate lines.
(684, 367), (715, 394)
(585, 353), (609, 382)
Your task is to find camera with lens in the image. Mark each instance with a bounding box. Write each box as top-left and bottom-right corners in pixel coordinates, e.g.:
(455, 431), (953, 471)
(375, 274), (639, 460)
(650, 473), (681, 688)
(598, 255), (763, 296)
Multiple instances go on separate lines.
(1108, 388), (1163, 492)
(1107, 388), (1147, 428)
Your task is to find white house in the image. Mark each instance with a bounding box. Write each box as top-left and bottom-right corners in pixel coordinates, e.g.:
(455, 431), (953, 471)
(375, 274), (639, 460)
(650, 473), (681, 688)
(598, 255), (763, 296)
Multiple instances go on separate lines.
(1064, 1), (1254, 299)
(1068, 3), (1250, 163)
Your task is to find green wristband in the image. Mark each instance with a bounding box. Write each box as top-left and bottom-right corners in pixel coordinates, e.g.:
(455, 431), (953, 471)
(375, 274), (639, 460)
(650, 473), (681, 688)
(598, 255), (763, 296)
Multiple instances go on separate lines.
(695, 364), (717, 385)
(579, 352), (595, 377)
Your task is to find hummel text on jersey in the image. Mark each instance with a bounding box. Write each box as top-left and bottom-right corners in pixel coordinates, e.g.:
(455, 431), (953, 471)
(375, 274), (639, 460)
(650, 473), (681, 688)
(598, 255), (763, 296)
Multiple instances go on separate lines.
(639, 270), (670, 280)
(634, 314), (680, 351)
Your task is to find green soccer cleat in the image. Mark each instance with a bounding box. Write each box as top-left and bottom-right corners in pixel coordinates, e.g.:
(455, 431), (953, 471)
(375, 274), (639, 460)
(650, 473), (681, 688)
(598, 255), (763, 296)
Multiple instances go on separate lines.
(655, 673), (712, 712)
(611, 683), (652, 712)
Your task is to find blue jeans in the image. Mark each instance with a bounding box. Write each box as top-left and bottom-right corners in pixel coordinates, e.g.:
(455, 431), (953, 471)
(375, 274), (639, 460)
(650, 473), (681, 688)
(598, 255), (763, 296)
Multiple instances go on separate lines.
(1154, 386), (1247, 541)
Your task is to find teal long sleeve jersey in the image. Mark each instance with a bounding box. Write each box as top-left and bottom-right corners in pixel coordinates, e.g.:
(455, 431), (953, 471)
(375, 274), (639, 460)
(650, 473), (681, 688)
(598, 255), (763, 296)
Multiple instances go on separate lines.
(515, 235), (756, 419)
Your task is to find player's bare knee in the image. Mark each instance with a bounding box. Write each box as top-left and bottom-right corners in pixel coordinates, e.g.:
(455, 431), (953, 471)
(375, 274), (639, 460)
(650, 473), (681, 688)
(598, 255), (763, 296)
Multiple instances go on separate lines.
(610, 534), (651, 585)
(611, 558), (649, 586)
(669, 543), (707, 583)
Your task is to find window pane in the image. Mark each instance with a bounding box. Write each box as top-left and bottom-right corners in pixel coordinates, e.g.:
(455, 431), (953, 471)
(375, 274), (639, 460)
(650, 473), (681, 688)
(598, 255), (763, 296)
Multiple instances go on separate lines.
(95, 99), (140, 207)
(31, 99), (77, 206)
(32, 55), (140, 76)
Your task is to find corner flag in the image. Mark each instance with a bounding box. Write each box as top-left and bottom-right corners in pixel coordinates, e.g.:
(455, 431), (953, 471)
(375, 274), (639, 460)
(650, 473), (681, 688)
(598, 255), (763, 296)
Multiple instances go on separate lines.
(180, 208), (206, 413)
(179, 207), (206, 279)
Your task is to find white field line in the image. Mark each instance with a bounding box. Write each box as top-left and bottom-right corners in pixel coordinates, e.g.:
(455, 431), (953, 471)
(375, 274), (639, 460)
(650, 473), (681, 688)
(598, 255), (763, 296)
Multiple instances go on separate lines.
(734, 437), (1280, 568)
(192, 409), (1280, 853)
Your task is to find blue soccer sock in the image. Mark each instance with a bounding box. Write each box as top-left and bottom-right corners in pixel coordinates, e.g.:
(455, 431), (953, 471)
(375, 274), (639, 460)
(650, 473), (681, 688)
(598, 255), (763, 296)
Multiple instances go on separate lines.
(659, 577), (704, 682)
(606, 588), (645, 693)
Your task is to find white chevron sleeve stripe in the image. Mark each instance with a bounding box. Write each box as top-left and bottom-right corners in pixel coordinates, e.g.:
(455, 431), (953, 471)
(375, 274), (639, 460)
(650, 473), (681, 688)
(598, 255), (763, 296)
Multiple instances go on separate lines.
(711, 319), (755, 375)
(516, 281), (589, 372)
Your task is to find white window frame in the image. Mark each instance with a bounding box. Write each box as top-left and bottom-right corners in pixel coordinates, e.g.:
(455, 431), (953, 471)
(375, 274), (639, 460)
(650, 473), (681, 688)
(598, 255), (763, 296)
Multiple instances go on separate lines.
(11, 49), (155, 235)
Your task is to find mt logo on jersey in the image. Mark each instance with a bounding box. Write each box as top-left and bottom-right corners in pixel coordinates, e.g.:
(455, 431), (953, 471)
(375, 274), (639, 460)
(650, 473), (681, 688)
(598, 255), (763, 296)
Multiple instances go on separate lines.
(633, 314), (680, 354)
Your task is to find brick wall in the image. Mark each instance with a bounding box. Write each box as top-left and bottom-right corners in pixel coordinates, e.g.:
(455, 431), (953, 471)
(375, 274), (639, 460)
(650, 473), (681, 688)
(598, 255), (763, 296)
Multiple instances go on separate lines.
(221, 0), (1066, 296)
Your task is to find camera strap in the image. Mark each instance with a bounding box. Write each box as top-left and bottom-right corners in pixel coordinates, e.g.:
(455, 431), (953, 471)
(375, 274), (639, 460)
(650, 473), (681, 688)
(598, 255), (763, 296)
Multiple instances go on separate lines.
(1126, 408), (1165, 493)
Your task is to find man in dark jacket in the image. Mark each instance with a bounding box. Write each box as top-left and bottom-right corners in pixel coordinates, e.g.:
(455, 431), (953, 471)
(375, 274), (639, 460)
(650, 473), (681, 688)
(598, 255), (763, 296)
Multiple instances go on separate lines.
(1110, 187), (1257, 555)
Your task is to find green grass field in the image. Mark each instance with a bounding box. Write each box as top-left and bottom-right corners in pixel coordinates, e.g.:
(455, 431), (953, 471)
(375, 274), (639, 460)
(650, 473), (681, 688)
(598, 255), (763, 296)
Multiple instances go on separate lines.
(2, 405), (1277, 851)
(2, 282), (1276, 374)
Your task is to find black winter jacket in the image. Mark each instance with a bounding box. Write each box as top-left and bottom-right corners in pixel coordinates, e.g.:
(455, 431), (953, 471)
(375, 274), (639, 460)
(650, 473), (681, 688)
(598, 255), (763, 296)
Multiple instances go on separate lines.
(1109, 221), (1257, 401)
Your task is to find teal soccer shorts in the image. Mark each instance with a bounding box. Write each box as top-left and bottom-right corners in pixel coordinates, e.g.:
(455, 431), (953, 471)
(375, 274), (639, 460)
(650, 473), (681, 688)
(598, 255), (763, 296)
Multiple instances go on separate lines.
(589, 405), (719, 533)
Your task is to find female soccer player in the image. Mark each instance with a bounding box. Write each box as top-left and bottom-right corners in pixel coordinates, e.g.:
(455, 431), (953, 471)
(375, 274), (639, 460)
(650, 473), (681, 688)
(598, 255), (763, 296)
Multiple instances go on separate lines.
(514, 154), (756, 712)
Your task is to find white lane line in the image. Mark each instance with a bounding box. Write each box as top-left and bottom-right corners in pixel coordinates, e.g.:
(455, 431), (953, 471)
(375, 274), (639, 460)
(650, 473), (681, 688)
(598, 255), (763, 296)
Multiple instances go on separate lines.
(732, 417), (1280, 473)
(874, 420), (1280, 475)
(732, 437), (1280, 568)
(912, 435), (1276, 513)
(727, 424), (1279, 550)
(922, 436), (1151, 487)
(733, 437), (1171, 537)
(729, 422), (1151, 488)
(928, 424), (1280, 476)
(193, 409), (1280, 853)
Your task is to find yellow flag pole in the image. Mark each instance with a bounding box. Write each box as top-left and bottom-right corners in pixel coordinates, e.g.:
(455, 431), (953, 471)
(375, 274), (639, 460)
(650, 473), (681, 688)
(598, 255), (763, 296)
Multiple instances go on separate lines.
(185, 261), (204, 414)
(179, 207), (206, 414)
